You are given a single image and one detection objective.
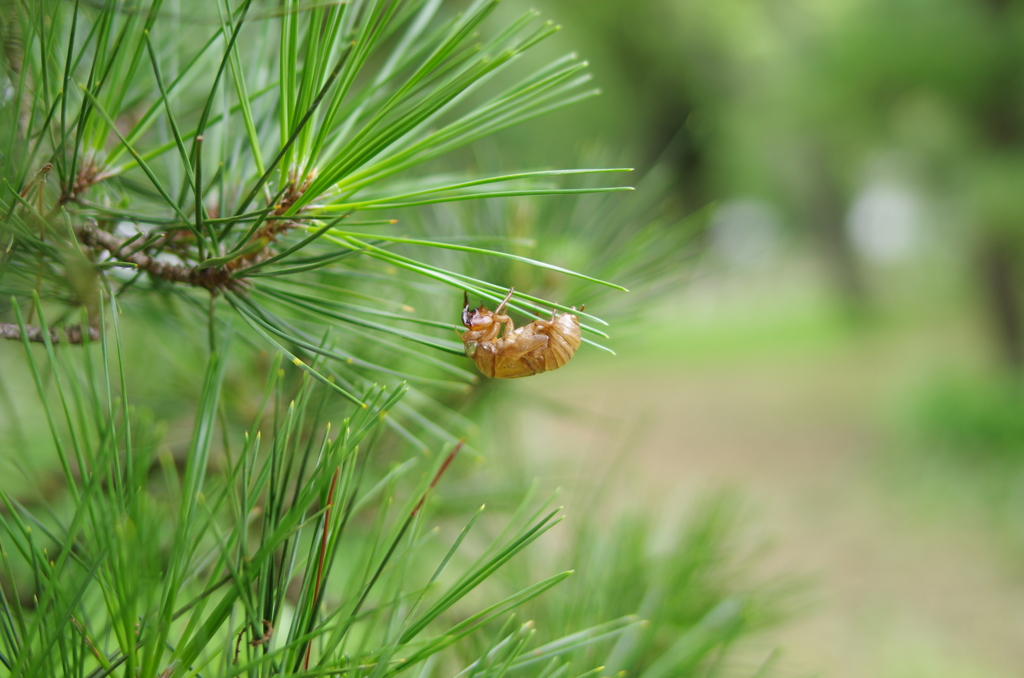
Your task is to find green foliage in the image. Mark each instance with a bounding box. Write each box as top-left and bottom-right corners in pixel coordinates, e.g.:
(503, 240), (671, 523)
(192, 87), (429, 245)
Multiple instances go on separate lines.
(0, 309), (605, 678)
(0, 0), (628, 405)
(909, 372), (1024, 464)
(397, 159), (700, 331)
(518, 495), (790, 678)
(0, 305), (789, 678)
(881, 369), (1024, 571)
(0, 2), (792, 677)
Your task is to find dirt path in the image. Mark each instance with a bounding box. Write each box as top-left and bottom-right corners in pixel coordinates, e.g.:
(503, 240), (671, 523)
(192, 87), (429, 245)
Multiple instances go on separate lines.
(514, 323), (1024, 678)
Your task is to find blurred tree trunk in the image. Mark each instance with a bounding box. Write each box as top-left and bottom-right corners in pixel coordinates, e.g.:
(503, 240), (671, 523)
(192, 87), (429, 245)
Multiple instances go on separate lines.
(979, 236), (1024, 371)
(808, 150), (868, 316)
(653, 112), (709, 214)
(974, 0), (1024, 371)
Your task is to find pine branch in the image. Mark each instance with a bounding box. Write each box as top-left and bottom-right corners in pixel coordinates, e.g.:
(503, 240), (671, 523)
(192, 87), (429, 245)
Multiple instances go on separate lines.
(0, 322), (99, 344)
(76, 222), (249, 293)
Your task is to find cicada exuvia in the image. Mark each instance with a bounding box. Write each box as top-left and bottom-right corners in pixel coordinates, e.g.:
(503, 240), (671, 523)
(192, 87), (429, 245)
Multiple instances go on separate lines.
(458, 288), (582, 379)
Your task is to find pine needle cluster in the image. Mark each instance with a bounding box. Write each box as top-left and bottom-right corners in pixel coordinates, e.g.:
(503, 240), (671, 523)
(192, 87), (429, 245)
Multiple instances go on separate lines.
(0, 2), (786, 677)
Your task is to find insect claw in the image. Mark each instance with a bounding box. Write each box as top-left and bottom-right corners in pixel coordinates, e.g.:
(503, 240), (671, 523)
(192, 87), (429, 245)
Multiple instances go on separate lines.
(461, 291), (471, 327)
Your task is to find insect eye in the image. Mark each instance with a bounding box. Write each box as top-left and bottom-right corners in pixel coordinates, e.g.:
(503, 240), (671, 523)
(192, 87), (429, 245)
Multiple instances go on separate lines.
(461, 291), (472, 326)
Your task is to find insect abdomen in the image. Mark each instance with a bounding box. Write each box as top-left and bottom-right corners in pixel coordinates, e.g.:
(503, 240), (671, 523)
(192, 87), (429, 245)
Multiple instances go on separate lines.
(490, 313), (580, 379)
(546, 314), (581, 369)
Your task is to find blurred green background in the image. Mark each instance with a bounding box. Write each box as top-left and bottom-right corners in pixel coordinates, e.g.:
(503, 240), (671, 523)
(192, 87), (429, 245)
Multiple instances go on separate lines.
(6, 0), (1024, 675)
(479, 0), (1024, 675)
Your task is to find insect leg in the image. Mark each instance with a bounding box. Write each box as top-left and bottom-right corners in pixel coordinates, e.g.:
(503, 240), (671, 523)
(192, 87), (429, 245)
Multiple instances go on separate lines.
(494, 288), (517, 337)
(495, 287), (515, 315)
(496, 314), (515, 337)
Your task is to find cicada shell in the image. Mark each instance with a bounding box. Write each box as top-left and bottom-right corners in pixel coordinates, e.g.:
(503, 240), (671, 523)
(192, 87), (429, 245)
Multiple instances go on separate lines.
(458, 288), (582, 379)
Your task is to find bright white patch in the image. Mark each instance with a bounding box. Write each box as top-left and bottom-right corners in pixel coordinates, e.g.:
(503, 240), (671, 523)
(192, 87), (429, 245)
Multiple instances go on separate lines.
(709, 199), (782, 267)
(846, 183), (920, 263)
(114, 222), (139, 238)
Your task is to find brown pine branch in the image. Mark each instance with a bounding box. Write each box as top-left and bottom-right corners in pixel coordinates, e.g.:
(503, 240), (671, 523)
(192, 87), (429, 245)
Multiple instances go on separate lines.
(0, 323), (100, 344)
(76, 222), (248, 293)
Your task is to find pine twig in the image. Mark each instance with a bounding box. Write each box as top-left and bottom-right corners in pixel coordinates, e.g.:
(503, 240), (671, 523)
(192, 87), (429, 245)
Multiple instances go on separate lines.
(0, 322), (100, 343)
(76, 222), (248, 293)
